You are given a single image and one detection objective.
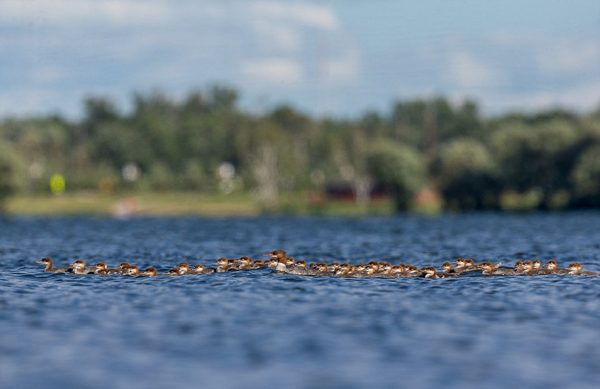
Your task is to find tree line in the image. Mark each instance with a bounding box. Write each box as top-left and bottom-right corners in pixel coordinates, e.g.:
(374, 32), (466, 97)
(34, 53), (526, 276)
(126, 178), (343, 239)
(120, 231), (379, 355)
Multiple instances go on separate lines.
(1, 85), (600, 212)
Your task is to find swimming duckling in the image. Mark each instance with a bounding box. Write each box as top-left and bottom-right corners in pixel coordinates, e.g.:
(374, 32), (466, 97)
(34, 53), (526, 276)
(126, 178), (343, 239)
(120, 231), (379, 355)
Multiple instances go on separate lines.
(532, 259), (542, 270)
(108, 262), (130, 275)
(452, 258), (468, 272)
(236, 257), (254, 270)
(519, 261), (534, 274)
(514, 261), (523, 272)
(139, 268), (157, 277)
(543, 260), (570, 275)
(366, 261), (380, 275)
(126, 265), (139, 276)
(335, 263), (352, 277)
(420, 266), (439, 279)
(214, 257), (231, 272)
(91, 262), (110, 275)
(36, 257), (72, 273)
(252, 259), (266, 268)
(480, 262), (518, 276)
(378, 263), (394, 276)
(405, 265), (420, 277)
(363, 263), (378, 276)
(189, 264), (216, 274)
(227, 259), (239, 270)
(176, 262), (190, 275)
(567, 262), (599, 276)
(327, 262), (341, 274)
(463, 259), (479, 272)
(315, 263), (333, 276)
(439, 262), (456, 274)
(71, 260), (95, 275)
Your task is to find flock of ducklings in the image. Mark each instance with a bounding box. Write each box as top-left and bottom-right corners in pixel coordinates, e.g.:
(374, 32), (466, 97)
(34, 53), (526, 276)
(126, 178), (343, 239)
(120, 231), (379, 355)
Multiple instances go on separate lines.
(37, 249), (598, 278)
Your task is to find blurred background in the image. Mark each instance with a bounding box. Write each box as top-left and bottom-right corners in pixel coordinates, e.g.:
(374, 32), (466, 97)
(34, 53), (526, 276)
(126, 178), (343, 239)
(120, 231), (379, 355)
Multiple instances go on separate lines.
(1, 0), (600, 216)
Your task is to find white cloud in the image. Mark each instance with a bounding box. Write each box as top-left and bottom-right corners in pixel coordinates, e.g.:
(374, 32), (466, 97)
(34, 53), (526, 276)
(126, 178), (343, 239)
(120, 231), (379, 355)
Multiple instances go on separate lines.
(0, 0), (175, 26)
(249, 1), (338, 30)
(251, 22), (303, 52)
(31, 67), (66, 83)
(242, 58), (303, 84)
(478, 81), (600, 113)
(536, 41), (600, 74)
(446, 52), (503, 88)
(321, 47), (360, 85)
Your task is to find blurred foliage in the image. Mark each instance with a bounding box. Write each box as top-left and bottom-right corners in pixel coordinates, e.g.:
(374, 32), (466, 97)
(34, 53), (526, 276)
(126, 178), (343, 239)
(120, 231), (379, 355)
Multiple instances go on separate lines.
(2, 86), (600, 212)
(433, 139), (499, 210)
(571, 145), (600, 207)
(0, 140), (23, 210)
(366, 142), (426, 210)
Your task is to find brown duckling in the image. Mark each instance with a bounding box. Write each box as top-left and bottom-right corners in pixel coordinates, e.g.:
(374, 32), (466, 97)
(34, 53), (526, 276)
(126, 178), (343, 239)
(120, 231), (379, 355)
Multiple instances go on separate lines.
(139, 268), (157, 277)
(36, 257), (71, 273)
(567, 262), (599, 276)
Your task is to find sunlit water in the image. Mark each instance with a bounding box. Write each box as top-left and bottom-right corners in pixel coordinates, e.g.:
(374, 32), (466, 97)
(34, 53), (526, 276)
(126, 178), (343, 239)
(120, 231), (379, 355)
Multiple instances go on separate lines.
(1, 213), (600, 388)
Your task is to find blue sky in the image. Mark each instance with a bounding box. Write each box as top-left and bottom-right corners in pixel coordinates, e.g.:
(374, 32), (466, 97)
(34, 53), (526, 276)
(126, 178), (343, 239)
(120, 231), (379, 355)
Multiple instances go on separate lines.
(1, 0), (600, 119)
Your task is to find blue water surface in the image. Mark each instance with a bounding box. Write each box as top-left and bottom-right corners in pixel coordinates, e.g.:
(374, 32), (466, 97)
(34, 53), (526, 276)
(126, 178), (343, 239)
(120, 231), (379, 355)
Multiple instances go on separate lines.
(1, 213), (600, 389)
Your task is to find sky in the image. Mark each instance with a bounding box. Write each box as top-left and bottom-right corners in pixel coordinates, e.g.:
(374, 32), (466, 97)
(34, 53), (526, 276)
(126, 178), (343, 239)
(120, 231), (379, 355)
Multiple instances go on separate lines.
(2, 0), (600, 119)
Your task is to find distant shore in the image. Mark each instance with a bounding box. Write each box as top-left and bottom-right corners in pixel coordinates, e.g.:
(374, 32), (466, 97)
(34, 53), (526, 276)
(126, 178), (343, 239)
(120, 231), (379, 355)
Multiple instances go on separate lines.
(5, 192), (401, 217)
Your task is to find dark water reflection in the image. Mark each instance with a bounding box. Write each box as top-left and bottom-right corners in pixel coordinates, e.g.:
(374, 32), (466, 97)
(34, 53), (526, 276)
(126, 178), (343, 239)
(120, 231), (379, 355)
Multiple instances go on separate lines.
(1, 213), (600, 388)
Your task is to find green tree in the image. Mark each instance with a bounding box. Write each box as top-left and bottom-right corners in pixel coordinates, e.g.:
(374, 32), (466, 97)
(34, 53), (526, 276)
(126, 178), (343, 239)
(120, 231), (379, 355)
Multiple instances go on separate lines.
(571, 145), (600, 207)
(366, 142), (426, 211)
(0, 141), (22, 210)
(433, 139), (500, 210)
(490, 120), (581, 209)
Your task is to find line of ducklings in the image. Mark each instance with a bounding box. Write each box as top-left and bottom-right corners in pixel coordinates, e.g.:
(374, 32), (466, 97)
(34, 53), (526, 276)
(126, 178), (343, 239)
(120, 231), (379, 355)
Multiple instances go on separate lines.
(37, 250), (598, 278)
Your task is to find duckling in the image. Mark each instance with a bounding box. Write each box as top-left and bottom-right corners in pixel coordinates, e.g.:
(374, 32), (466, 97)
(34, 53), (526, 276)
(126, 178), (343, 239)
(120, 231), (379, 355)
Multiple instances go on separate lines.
(91, 262), (110, 275)
(315, 263), (333, 276)
(335, 263), (352, 277)
(452, 258), (468, 272)
(236, 257), (254, 270)
(480, 262), (518, 276)
(439, 262), (456, 274)
(126, 265), (139, 276)
(163, 268), (181, 276)
(189, 264), (216, 274)
(214, 257), (231, 273)
(36, 257), (72, 273)
(176, 262), (190, 275)
(405, 265), (420, 277)
(328, 262), (341, 274)
(567, 262), (599, 276)
(71, 260), (95, 275)
(106, 262), (130, 275)
(420, 266), (439, 279)
(378, 263), (394, 276)
(543, 260), (570, 275)
(139, 268), (157, 277)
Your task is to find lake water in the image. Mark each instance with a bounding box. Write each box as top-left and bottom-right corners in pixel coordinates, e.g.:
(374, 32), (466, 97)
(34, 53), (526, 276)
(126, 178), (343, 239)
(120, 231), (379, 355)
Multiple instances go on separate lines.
(1, 213), (600, 388)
